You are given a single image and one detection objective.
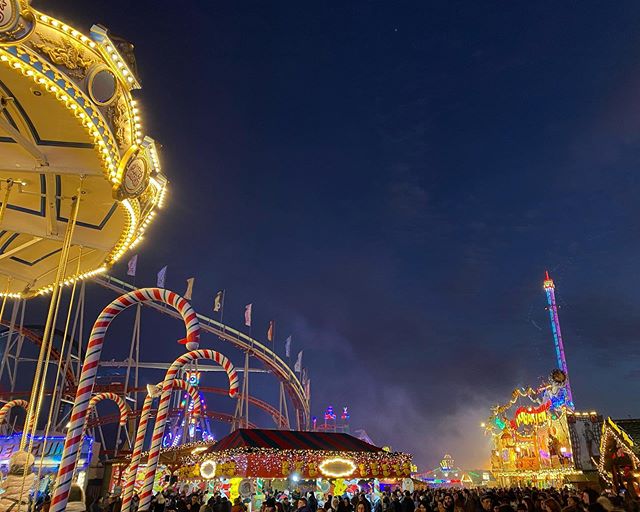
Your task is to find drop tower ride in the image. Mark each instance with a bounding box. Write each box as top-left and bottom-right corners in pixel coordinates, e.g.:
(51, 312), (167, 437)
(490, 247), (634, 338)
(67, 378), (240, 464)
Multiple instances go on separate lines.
(543, 271), (574, 409)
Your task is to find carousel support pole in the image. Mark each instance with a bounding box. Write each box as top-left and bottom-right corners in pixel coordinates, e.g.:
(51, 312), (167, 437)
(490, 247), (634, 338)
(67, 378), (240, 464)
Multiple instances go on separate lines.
(22, 190), (81, 452)
(75, 281), (86, 379)
(37, 253), (84, 485)
(54, 282), (84, 429)
(0, 179), (14, 225)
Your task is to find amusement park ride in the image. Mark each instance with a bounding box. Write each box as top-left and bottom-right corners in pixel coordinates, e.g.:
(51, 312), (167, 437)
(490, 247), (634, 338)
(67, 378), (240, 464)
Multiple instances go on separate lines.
(484, 272), (602, 487)
(0, 2), (311, 511)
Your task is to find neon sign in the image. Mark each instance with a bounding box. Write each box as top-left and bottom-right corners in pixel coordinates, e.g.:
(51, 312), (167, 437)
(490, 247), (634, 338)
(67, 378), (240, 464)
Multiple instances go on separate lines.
(0, 434), (93, 472)
(512, 402), (551, 427)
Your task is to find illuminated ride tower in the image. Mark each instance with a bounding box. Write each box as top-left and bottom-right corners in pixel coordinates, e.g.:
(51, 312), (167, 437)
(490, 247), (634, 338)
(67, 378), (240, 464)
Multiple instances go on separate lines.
(543, 271), (574, 409)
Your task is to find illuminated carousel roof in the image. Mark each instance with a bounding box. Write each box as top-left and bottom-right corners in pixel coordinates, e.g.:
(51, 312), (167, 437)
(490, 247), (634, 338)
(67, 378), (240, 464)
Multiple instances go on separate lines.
(0, 1), (167, 297)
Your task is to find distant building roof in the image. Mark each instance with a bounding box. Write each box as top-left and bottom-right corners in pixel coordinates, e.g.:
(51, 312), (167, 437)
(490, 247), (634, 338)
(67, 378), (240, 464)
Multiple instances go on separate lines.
(208, 428), (383, 453)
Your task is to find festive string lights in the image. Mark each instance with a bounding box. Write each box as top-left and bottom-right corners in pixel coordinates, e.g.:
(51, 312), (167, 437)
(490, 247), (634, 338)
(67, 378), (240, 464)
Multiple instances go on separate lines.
(200, 459), (217, 479)
(319, 457), (356, 478)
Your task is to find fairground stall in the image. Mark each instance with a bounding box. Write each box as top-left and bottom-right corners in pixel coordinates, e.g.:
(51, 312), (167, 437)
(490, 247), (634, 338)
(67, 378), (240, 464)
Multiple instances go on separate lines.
(484, 370), (583, 487)
(598, 418), (640, 496)
(173, 429), (412, 508)
(413, 454), (496, 488)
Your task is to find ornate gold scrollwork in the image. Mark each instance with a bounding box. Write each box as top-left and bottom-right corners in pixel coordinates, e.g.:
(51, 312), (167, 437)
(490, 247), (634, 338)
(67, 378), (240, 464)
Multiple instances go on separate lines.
(30, 35), (92, 78)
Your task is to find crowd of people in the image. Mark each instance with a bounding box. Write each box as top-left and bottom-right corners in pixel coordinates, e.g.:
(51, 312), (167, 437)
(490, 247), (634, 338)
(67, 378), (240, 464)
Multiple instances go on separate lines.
(15, 485), (640, 512)
(118, 487), (639, 512)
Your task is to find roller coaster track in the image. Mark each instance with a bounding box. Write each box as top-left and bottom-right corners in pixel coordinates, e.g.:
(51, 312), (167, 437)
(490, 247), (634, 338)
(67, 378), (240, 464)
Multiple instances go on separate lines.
(0, 385), (287, 429)
(95, 275), (309, 428)
(86, 407), (256, 429)
(0, 321), (76, 386)
(90, 385), (287, 429)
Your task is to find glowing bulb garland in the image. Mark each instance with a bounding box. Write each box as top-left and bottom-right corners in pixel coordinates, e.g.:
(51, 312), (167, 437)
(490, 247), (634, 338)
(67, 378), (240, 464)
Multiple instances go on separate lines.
(319, 457), (356, 478)
(200, 459), (217, 479)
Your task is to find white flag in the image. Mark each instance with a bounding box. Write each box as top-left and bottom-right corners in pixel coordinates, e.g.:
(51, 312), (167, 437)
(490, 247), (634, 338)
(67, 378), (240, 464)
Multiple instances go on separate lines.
(294, 350), (303, 373)
(184, 278), (195, 300)
(285, 335), (291, 358)
(127, 254), (138, 277)
(213, 291), (224, 312)
(157, 266), (167, 288)
(244, 303), (252, 327)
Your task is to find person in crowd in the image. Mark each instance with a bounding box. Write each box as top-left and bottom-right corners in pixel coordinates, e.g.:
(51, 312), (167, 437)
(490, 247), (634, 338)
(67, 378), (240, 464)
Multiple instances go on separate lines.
(481, 495), (495, 512)
(402, 492), (415, 512)
(323, 496), (334, 512)
(231, 497), (245, 512)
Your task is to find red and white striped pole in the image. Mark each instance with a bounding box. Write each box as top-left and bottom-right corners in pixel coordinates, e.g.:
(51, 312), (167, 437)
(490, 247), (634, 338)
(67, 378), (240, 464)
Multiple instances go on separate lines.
(0, 399), (29, 426)
(121, 379), (201, 512)
(137, 350), (239, 511)
(50, 288), (200, 512)
(88, 392), (130, 426)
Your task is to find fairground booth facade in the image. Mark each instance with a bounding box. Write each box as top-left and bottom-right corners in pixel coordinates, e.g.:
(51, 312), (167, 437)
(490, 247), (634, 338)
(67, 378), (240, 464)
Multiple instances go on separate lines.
(172, 429), (412, 505)
(598, 418), (640, 496)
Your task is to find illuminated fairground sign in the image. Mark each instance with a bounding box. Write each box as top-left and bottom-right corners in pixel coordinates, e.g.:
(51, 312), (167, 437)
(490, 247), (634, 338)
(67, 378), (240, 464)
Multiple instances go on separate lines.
(0, 433), (93, 473)
(186, 372), (201, 386)
(512, 402), (551, 428)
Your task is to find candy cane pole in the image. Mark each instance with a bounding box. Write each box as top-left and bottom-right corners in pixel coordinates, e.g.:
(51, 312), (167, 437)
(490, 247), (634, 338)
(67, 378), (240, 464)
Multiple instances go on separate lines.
(138, 350), (238, 511)
(51, 289), (199, 512)
(0, 399), (29, 426)
(88, 393), (130, 427)
(121, 379), (201, 512)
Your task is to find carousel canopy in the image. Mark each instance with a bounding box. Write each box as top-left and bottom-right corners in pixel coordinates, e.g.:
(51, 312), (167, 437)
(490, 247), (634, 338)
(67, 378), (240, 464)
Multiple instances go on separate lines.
(207, 428), (383, 453)
(0, 1), (167, 297)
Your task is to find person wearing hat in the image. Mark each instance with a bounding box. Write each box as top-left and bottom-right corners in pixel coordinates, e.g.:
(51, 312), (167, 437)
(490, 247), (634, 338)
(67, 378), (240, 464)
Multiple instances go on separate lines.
(0, 450), (36, 511)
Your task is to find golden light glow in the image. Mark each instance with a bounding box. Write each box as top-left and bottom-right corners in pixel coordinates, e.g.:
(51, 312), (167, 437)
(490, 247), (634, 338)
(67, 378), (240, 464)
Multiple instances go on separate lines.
(199, 459), (217, 479)
(0, 7), (167, 298)
(319, 457), (356, 478)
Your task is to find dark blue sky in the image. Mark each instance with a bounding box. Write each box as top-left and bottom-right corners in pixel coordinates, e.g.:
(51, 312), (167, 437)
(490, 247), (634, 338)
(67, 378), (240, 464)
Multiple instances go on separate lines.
(43, 1), (640, 469)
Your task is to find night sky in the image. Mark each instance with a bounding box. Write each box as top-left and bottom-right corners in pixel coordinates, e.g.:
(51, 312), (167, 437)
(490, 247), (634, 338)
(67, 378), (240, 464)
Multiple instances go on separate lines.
(40, 1), (640, 470)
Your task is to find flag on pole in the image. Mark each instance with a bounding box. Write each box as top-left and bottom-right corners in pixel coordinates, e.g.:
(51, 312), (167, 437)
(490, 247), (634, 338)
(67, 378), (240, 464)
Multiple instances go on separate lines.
(213, 291), (224, 312)
(184, 278), (195, 300)
(127, 255), (138, 277)
(305, 377), (311, 398)
(244, 304), (252, 327)
(285, 335), (291, 358)
(267, 320), (274, 342)
(294, 350), (303, 373)
(157, 266), (167, 288)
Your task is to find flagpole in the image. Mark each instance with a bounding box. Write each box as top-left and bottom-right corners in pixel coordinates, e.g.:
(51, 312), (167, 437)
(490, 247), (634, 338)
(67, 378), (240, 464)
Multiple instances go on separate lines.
(220, 289), (226, 333)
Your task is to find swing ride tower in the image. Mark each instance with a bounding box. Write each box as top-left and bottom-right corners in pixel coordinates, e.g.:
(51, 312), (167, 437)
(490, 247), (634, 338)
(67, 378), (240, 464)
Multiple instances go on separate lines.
(543, 271), (574, 409)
